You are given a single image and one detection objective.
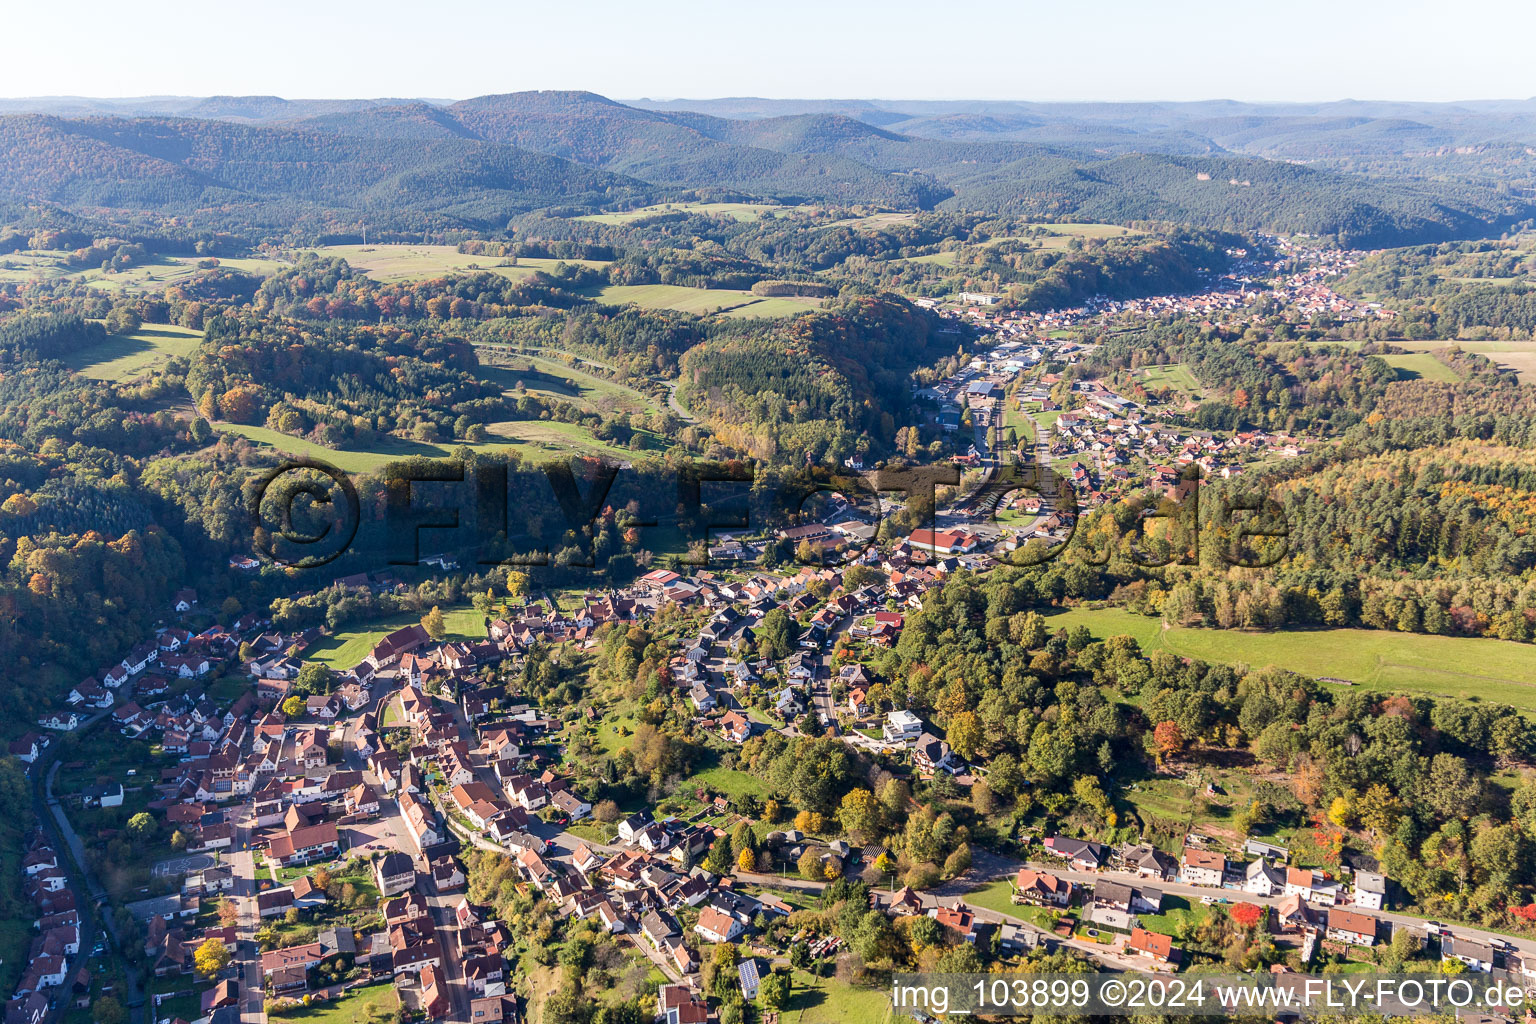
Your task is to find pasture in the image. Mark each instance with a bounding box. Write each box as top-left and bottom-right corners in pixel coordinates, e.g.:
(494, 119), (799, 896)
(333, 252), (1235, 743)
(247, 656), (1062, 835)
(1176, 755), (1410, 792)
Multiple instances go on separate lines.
(310, 244), (607, 283)
(476, 351), (659, 416)
(1138, 362), (1202, 399)
(1045, 606), (1536, 712)
(1378, 353), (1461, 381)
(1391, 339), (1536, 383)
(575, 201), (794, 224)
(67, 323), (203, 380)
(214, 416), (652, 474)
(590, 282), (822, 317)
(305, 607), (484, 669)
(0, 250), (284, 292)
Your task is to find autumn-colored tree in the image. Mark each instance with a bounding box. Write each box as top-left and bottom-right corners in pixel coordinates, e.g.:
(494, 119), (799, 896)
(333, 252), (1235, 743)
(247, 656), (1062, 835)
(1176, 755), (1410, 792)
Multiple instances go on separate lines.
(1152, 720), (1184, 759)
(281, 695), (305, 718)
(737, 847), (756, 874)
(217, 898), (239, 928)
(421, 606), (446, 639)
(194, 938), (231, 978)
(797, 848), (824, 880)
(1230, 902), (1264, 929)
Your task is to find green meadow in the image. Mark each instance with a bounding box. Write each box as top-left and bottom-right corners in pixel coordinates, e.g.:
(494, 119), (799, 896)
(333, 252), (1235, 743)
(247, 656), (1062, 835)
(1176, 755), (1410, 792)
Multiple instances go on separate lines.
(1046, 606), (1536, 711)
(67, 323), (204, 380)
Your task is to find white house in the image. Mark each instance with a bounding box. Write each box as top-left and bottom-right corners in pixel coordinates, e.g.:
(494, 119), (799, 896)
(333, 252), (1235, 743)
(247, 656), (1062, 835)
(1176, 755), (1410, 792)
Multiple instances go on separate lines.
(883, 709), (923, 743)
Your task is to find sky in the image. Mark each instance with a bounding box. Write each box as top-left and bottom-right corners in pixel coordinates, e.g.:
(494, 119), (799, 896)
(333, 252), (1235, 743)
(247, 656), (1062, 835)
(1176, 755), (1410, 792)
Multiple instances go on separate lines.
(5, 0), (1534, 104)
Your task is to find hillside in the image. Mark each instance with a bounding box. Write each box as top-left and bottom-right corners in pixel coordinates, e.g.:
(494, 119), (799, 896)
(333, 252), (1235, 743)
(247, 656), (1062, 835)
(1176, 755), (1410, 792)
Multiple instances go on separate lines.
(0, 113), (649, 231)
(0, 91), (1532, 244)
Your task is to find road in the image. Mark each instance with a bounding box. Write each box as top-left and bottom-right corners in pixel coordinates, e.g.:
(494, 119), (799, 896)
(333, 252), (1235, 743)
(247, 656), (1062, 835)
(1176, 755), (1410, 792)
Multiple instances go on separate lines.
(1019, 860), (1536, 963)
(660, 378), (697, 424)
(34, 684), (148, 1024)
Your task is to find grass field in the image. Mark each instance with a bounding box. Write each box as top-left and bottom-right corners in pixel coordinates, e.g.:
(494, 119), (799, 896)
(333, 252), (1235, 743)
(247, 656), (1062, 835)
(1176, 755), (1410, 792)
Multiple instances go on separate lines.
(1046, 607), (1536, 711)
(785, 969), (894, 1024)
(1135, 895), (1214, 939)
(477, 352), (659, 416)
(0, 251), (283, 292)
(897, 250), (958, 267)
(67, 323), (203, 380)
(1379, 353), (1461, 382)
(215, 416), (649, 473)
(827, 211), (918, 230)
(589, 283), (822, 317)
(575, 201), (795, 225)
(1138, 363), (1202, 399)
(1389, 340), (1536, 383)
(269, 980), (399, 1024)
(306, 607), (485, 669)
(311, 244), (607, 282)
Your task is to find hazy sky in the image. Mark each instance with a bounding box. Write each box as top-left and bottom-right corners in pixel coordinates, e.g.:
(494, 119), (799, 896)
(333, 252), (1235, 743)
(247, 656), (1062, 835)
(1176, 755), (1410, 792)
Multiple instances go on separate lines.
(6, 0), (1534, 103)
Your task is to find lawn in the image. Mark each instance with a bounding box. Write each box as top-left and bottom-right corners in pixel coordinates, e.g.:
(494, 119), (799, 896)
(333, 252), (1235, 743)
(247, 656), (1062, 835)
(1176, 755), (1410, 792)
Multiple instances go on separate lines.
(1390, 341), (1536, 384)
(1045, 606), (1536, 712)
(785, 969), (894, 1024)
(66, 323), (203, 381)
(687, 763), (763, 801)
(1378, 353), (1461, 382)
(311, 244), (607, 282)
(896, 250), (957, 267)
(964, 880), (1068, 930)
(1139, 363), (1202, 399)
(0, 250), (283, 293)
(269, 980), (399, 1024)
(590, 283), (823, 318)
(576, 201), (794, 225)
(477, 354), (658, 416)
(214, 415), (647, 474)
(306, 606), (484, 669)
(1135, 895), (1213, 940)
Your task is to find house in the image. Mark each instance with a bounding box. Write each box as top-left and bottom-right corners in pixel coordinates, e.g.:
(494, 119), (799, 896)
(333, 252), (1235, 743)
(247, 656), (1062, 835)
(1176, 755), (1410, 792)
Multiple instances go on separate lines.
(1275, 894), (1315, 932)
(374, 852), (417, 897)
(469, 996), (517, 1024)
(617, 812), (652, 843)
(1284, 867), (1338, 904)
(695, 906), (745, 943)
(290, 876), (329, 910)
(1120, 844), (1176, 880)
(260, 942), (325, 979)
(719, 710), (751, 744)
(1091, 881), (1134, 913)
(738, 959), (761, 1001)
(912, 732), (959, 773)
(7, 734), (42, 764)
(658, 984), (708, 1024)
(550, 789), (591, 822)
(1442, 933), (1495, 972)
(1353, 871), (1388, 910)
(1044, 836), (1109, 872)
(1013, 869), (1073, 907)
(1325, 907), (1378, 947)
(1244, 839), (1289, 860)
(1243, 859), (1286, 897)
(257, 888), (295, 919)
(431, 856), (466, 892)
(81, 782), (124, 808)
(907, 528), (979, 555)
(1179, 847), (1225, 887)
(173, 589), (198, 613)
(1126, 927), (1178, 964)
(883, 709), (923, 743)
(267, 822), (341, 867)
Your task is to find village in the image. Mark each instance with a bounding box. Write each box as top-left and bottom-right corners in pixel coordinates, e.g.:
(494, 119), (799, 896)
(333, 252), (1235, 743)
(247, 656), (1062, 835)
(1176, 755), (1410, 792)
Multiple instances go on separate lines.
(7, 507), (1536, 1024)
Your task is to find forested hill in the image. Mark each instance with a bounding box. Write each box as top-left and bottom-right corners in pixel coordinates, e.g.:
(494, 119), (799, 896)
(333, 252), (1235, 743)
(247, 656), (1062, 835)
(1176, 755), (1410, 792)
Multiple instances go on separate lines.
(1, 90), (1533, 245)
(0, 112), (650, 233)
